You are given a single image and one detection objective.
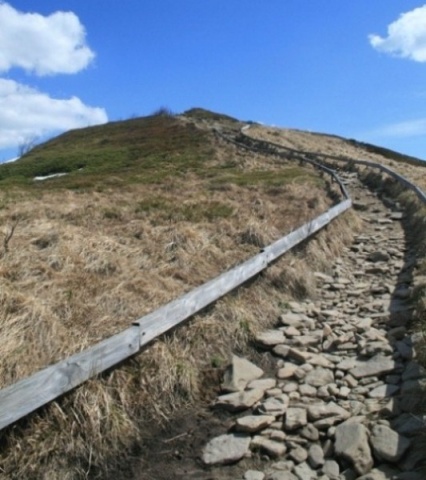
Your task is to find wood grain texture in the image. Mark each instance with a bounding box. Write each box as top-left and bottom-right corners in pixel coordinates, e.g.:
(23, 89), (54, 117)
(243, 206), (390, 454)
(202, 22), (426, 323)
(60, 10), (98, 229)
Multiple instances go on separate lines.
(0, 326), (139, 430)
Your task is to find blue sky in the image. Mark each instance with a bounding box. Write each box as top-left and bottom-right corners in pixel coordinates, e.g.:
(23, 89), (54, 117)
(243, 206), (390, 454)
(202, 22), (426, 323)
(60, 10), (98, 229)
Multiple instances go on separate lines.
(2, 1), (426, 162)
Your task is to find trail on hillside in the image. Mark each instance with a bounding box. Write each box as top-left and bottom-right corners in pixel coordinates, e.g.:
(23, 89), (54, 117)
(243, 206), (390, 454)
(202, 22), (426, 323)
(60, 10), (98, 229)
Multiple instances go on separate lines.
(122, 168), (424, 480)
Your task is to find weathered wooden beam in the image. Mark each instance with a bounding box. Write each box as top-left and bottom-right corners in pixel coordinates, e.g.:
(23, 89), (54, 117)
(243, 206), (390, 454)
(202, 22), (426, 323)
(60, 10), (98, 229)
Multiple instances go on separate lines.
(0, 326), (140, 431)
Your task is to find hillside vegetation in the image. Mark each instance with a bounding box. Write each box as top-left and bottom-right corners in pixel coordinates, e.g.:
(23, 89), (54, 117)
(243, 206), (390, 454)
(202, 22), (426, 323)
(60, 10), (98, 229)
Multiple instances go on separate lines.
(0, 108), (424, 479)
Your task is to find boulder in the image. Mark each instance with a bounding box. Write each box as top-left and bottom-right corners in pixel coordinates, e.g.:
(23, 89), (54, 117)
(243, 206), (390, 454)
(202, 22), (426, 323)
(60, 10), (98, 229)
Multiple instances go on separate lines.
(370, 424), (411, 462)
(221, 355), (264, 392)
(334, 423), (373, 475)
(202, 433), (250, 465)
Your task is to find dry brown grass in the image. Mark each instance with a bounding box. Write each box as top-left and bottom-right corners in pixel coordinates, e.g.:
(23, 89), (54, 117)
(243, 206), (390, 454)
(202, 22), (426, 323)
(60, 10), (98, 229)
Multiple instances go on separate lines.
(0, 206), (359, 479)
(246, 124), (426, 191)
(0, 117), (361, 478)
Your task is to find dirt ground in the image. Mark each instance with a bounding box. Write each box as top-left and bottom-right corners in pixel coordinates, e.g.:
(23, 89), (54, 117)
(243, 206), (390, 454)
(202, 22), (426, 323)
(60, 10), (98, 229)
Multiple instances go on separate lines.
(105, 352), (278, 480)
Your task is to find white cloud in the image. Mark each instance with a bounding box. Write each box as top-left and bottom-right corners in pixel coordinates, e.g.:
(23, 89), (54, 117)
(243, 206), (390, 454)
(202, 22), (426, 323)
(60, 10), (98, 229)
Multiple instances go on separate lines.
(0, 2), (95, 75)
(0, 79), (107, 150)
(369, 5), (426, 62)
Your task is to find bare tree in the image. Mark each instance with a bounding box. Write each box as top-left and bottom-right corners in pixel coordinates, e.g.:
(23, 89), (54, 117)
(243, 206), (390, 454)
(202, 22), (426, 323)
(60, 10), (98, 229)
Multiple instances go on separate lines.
(18, 135), (38, 157)
(1, 218), (19, 258)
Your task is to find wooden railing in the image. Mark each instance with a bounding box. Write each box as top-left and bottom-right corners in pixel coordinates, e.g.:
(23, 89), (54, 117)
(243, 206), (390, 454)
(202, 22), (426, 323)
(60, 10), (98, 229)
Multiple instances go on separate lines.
(0, 143), (352, 431)
(1, 125), (424, 433)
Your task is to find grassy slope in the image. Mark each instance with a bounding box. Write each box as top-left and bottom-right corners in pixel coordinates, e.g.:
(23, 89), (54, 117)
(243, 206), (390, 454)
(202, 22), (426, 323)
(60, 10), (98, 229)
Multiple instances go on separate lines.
(0, 109), (424, 479)
(0, 110), (355, 479)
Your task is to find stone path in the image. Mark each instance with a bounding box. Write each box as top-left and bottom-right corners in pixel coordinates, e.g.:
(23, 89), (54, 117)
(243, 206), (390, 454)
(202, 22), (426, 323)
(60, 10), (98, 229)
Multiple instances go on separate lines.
(201, 172), (425, 479)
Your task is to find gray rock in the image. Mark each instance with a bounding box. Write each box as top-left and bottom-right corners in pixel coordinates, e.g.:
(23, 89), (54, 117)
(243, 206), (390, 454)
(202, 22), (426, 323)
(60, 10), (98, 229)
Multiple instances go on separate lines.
(293, 461), (317, 480)
(280, 312), (310, 328)
(300, 423), (319, 441)
(215, 388), (264, 411)
(288, 446), (308, 463)
(221, 355), (264, 392)
(285, 408), (308, 431)
(266, 471), (298, 480)
(307, 402), (350, 422)
(392, 413), (426, 435)
(368, 383), (399, 399)
(256, 330), (286, 347)
(277, 363), (299, 379)
(322, 459), (340, 478)
(248, 378), (277, 391)
(307, 443), (324, 468)
(338, 468), (357, 480)
(236, 415), (276, 433)
(244, 470), (266, 480)
(356, 465), (399, 480)
(349, 355), (396, 379)
(399, 377), (426, 412)
(259, 394), (289, 416)
(334, 423), (373, 475)
(305, 367), (334, 387)
(370, 424), (411, 462)
(202, 433), (250, 465)
(401, 361), (426, 381)
(251, 436), (287, 458)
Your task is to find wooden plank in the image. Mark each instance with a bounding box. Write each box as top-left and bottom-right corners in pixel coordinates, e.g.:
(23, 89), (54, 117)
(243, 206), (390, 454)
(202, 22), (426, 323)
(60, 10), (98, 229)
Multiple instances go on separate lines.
(339, 159), (426, 204)
(135, 199), (352, 346)
(0, 326), (140, 431)
(135, 253), (269, 345)
(264, 200), (352, 261)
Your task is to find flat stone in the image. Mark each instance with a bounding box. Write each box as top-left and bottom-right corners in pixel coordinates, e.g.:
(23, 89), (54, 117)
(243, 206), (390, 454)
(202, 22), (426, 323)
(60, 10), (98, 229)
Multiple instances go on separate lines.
(236, 415), (276, 433)
(368, 383), (399, 399)
(401, 361), (426, 381)
(251, 436), (287, 458)
(305, 367), (334, 387)
(256, 330), (286, 347)
(266, 471), (298, 480)
(221, 356), (264, 392)
(293, 462), (317, 480)
(248, 378), (277, 391)
(336, 357), (358, 371)
(299, 384), (317, 397)
(215, 388), (264, 412)
(202, 433), (250, 465)
(307, 402), (350, 422)
(334, 423), (373, 475)
(392, 413), (426, 435)
(356, 466), (399, 480)
(259, 394), (289, 416)
(349, 355), (396, 379)
(370, 424), (411, 462)
(289, 446), (308, 464)
(277, 363), (298, 379)
(284, 408), (307, 431)
(280, 312), (309, 327)
(244, 471), (265, 480)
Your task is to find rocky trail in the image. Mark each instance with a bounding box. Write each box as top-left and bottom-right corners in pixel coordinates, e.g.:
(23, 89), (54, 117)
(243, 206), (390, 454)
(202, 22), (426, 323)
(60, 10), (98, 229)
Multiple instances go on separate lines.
(198, 170), (425, 480)
(129, 164), (425, 480)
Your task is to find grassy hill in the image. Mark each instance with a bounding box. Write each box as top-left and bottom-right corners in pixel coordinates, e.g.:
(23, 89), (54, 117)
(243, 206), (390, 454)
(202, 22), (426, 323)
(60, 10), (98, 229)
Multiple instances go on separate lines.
(0, 108), (424, 479)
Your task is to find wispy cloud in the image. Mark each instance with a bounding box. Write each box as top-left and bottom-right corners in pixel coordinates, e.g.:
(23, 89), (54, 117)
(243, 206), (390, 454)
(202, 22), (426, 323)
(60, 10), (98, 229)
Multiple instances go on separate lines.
(369, 5), (426, 62)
